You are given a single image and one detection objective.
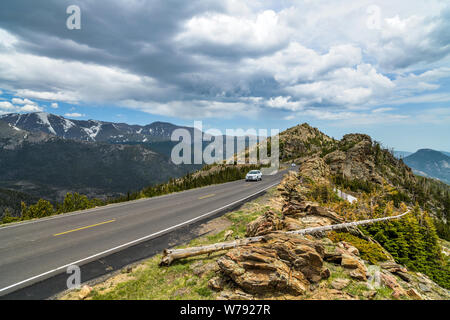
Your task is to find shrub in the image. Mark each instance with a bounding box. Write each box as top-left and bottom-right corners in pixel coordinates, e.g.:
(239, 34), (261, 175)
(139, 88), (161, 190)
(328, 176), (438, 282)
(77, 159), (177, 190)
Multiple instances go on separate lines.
(328, 231), (389, 264)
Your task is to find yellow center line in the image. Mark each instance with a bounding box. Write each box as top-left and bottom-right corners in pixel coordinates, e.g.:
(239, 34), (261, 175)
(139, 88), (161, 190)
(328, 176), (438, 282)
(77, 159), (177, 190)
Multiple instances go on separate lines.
(198, 193), (216, 200)
(53, 219), (116, 236)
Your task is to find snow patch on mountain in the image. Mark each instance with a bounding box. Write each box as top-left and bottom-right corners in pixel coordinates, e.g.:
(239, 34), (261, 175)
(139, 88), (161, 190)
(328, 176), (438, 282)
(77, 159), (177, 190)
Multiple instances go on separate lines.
(36, 112), (57, 135)
(82, 121), (102, 140)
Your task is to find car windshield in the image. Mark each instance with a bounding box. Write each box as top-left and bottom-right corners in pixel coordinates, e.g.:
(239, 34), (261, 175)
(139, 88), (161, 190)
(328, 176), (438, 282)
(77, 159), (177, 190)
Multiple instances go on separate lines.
(248, 170), (259, 174)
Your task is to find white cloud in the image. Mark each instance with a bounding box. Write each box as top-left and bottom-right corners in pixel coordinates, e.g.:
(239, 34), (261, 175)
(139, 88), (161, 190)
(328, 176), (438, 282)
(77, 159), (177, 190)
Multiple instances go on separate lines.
(177, 10), (291, 54)
(0, 101), (16, 111)
(50, 102), (59, 109)
(11, 97), (34, 105)
(0, 100), (43, 113)
(21, 104), (43, 112)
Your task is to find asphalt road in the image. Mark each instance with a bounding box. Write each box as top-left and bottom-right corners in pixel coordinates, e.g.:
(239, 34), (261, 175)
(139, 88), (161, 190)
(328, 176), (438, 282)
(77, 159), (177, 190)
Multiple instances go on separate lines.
(0, 170), (288, 297)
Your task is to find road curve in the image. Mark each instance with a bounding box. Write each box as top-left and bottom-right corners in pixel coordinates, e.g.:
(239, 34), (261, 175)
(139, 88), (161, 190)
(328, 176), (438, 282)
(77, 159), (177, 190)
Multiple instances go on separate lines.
(0, 170), (288, 297)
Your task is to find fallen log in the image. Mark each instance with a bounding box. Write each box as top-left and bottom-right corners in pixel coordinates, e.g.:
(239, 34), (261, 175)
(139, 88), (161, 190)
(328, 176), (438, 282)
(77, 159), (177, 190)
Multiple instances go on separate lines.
(160, 209), (409, 266)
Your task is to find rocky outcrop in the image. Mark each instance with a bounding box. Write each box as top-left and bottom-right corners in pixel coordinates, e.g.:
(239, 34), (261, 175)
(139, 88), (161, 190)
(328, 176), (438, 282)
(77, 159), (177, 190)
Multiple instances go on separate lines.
(380, 271), (407, 299)
(216, 233), (330, 296)
(246, 211), (283, 237)
(341, 253), (368, 281)
(297, 156), (331, 183)
(279, 123), (335, 161)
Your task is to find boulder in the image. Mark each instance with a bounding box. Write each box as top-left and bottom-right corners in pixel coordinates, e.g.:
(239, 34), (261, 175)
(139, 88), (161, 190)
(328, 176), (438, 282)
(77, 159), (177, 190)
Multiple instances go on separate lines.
(379, 261), (407, 273)
(330, 278), (350, 290)
(218, 290), (254, 300)
(217, 233), (330, 296)
(208, 276), (226, 291)
(380, 272), (407, 299)
(363, 290), (377, 300)
(217, 245), (309, 295)
(339, 241), (359, 256)
(406, 288), (423, 300)
(78, 285), (92, 300)
(341, 253), (367, 281)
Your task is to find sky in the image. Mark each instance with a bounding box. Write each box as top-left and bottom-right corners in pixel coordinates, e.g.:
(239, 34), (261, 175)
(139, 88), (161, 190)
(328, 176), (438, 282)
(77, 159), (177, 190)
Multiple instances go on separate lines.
(0, 0), (449, 152)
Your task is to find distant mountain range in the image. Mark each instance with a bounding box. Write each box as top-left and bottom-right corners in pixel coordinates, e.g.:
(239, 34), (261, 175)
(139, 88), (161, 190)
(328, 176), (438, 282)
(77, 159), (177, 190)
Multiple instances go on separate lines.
(0, 112), (260, 212)
(402, 149), (450, 184)
(0, 113), (207, 206)
(0, 112), (200, 143)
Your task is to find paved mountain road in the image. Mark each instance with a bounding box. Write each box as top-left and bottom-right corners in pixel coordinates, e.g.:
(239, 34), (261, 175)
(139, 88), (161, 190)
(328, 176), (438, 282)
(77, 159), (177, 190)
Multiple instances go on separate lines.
(0, 170), (288, 297)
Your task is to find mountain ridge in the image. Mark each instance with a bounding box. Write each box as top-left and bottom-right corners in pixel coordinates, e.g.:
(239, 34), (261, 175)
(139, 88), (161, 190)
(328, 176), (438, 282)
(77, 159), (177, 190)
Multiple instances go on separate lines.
(0, 112), (200, 144)
(403, 149), (450, 184)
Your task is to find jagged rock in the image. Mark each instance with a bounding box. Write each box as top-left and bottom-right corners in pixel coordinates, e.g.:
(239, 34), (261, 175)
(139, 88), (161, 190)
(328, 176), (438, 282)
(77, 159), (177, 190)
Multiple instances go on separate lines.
(379, 261), (412, 282)
(217, 233), (329, 296)
(349, 270), (367, 281)
(297, 156), (331, 183)
(264, 233), (328, 283)
(217, 245), (309, 295)
(324, 135), (384, 185)
(307, 205), (343, 223)
(283, 216), (305, 231)
(406, 288), (423, 300)
(208, 276), (226, 291)
(217, 290), (254, 300)
(78, 285), (93, 300)
(395, 271), (412, 283)
(246, 211), (283, 237)
(381, 272), (407, 299)
(363, 290), (377, 300)
(282, 200), (311, 217)
(294, 214), (334, 228)
(341, 253), (367, 281)
(379, 261), (407, 273)
(339, 241), (359, 256)
(330, 278), (350, 290)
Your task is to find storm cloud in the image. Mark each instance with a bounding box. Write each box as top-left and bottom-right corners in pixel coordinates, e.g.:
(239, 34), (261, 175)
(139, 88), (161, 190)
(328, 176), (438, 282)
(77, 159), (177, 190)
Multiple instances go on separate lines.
(0, 0), (449, 121)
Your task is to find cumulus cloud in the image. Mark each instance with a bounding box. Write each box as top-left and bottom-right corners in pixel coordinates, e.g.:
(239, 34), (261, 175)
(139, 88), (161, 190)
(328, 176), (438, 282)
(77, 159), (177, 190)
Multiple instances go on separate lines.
(176, 10), (291, 56)
(0, 0), (448, 124)
(368, 9), (450, 70)
(0, 99), (43, 114)
(11, 97), (35, 105)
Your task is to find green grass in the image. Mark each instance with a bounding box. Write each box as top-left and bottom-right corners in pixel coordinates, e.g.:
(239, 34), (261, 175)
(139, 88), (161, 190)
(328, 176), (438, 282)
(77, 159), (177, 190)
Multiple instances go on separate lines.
(90, 254), (217, 300)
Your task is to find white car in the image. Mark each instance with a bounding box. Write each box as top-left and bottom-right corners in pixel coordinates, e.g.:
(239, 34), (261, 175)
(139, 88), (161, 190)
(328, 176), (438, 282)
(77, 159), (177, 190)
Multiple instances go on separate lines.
(245, 170), (262, 181)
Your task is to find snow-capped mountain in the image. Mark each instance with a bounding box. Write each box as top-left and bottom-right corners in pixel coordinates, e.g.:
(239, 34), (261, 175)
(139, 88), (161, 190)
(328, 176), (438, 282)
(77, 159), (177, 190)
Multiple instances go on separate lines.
(0, 112), (197, 143)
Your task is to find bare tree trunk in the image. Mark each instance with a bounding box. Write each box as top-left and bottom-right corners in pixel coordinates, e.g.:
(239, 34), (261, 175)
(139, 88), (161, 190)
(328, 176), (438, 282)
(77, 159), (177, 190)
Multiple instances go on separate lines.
(160, 236), (264, 266)
(160, 210), (409, 266)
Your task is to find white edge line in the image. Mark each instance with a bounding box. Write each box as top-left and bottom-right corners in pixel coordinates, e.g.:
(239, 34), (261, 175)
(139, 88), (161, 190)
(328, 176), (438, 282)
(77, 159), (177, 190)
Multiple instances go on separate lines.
(0, 181), (280, 294)
(0, 174), (281, 231)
